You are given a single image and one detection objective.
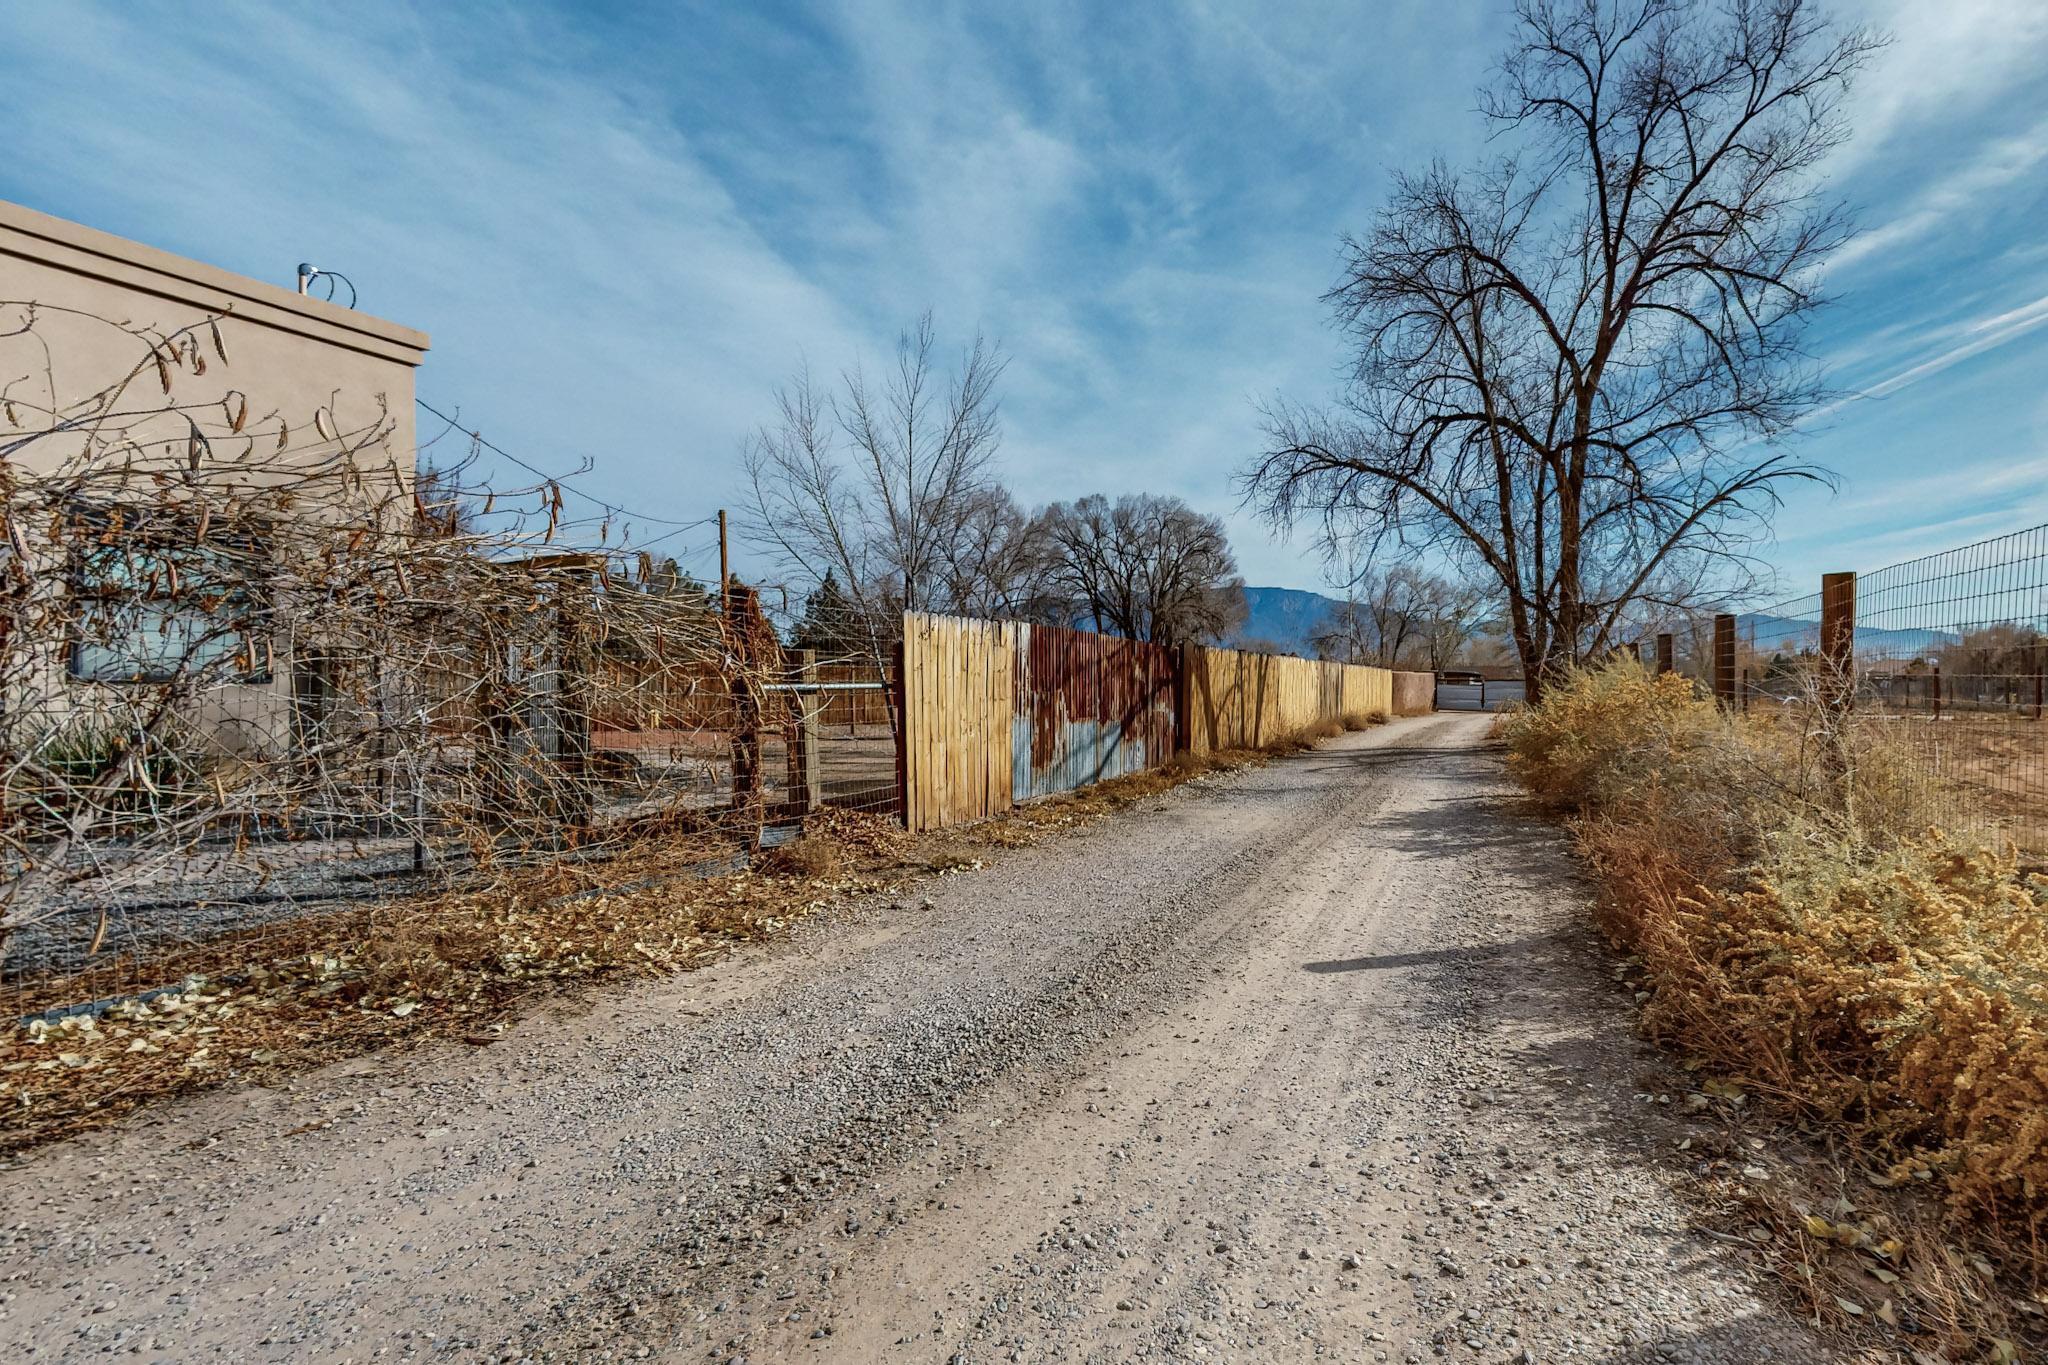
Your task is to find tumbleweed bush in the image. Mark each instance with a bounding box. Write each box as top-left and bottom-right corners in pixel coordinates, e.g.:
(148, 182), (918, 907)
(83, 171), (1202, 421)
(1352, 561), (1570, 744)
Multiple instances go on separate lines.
(1503, 659), (2048, 1258)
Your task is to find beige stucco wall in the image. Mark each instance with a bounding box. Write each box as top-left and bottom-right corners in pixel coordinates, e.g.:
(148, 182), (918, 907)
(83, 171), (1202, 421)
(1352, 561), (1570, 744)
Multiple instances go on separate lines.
(0, 200), (431, 759)
(0, 198), (427, 485)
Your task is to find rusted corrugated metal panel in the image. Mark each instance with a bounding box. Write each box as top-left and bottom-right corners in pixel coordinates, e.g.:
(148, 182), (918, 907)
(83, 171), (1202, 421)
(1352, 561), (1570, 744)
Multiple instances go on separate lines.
(1008, 622), (1176, 802)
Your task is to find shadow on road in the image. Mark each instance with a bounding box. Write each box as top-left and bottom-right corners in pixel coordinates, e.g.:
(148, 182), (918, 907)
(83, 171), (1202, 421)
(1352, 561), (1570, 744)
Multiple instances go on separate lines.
(1301, 935), (1549, 974)
(1328, 731), (1853, 1359)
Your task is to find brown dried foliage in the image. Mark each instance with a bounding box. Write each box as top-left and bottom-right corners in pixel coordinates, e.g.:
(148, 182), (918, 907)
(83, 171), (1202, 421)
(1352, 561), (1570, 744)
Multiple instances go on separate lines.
(1, 809), (912, 1153)
(1504, 661), (2048, 1353)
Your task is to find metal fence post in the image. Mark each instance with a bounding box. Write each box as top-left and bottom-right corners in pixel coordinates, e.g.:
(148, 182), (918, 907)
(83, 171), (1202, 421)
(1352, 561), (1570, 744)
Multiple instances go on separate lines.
(1712, 613), (1737, 708)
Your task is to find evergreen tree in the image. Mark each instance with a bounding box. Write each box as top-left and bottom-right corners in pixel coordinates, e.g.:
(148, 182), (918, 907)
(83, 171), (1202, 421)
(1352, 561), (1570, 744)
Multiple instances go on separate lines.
(789, 571), (863, 658)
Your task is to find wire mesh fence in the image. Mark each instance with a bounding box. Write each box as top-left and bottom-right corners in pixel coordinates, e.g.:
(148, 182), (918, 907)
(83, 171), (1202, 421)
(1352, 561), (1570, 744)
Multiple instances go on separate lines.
(1733, 524), (2048, 854)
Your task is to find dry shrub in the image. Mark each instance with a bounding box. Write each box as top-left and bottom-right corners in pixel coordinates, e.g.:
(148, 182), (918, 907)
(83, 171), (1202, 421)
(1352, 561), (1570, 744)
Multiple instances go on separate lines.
(756, 833), (844, 881)
(1644, 835), (2048, 1214)
(1342, 708), (1391, 731)
(1506, 657), (2048, 1332)
(1503, 661), (1746, 818)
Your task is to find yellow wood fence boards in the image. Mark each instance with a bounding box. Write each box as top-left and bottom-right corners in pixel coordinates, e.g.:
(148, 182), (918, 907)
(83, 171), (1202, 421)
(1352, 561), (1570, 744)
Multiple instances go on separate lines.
(1181, 646), (1400, 755)
(901, 612), (1014, 832)
(1391, 670), (1433, 715)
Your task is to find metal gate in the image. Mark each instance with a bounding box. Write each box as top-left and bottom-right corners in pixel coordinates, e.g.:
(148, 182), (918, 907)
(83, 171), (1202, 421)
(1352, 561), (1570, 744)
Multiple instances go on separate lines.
(1433, 678), (1526, 711)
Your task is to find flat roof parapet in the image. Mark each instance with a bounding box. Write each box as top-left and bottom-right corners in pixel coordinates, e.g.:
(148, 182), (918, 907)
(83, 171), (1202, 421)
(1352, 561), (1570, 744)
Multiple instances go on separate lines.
(0, 199), (429, 367)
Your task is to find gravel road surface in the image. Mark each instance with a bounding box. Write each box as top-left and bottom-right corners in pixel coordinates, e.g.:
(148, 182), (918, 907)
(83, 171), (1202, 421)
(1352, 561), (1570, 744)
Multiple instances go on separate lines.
(0, 713), (1840, 1363)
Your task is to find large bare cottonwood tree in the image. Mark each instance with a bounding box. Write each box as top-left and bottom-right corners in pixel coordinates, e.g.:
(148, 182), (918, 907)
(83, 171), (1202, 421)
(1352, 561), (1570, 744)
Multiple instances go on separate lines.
(1245, 0), (1883, 697)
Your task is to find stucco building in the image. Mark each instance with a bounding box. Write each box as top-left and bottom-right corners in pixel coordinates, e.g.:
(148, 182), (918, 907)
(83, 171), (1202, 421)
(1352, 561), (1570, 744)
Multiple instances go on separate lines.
(0, 200), (430, 755)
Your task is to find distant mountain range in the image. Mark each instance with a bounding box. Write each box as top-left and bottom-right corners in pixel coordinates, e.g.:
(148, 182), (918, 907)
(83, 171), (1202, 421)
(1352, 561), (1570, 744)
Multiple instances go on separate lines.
(1225, 596), (1965, 663)
(1736, 613), (1961, 658)
(1230, 586), (1346, 656)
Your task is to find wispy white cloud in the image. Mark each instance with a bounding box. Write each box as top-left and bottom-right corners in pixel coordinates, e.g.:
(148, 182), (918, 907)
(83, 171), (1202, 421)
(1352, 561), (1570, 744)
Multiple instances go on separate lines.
(1861, 293), (2048, 399)
(1829, 119), (2048, 275)
(0, 0), (2041, 595)
(0, 0), (874, 561)
(1829, 0), (2048, 175)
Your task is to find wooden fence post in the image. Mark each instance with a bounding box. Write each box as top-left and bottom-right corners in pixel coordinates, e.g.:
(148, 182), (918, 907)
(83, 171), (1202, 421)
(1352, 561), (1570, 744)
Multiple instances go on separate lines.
(557, 576), (594, 835)
(1712, 613), (1737, 708)
(1655, 632), (1674, 675)
(1820, 571), (1856, 716)
(724, 583), (770, 848)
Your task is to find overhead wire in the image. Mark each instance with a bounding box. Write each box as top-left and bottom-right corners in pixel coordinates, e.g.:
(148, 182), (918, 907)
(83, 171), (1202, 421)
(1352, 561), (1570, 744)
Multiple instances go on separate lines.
(415, 397), (715, 534)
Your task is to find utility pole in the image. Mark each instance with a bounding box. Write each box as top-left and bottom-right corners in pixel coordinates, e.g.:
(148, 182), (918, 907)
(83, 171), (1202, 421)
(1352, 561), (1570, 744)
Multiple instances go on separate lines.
(717, 508), (730, 618)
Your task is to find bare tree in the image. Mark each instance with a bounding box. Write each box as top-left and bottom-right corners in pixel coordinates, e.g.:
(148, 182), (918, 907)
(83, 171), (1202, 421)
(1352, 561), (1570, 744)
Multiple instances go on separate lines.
(742, 312), (1006, 671)
(0, 302), (754, 970)
(936, 486), (1064, 622)
(1245, 0), (1883, 698)
(1039, 494), (1246, 646)
(1313, 566), (1488, 669)
(1411, 572), (1489, 671)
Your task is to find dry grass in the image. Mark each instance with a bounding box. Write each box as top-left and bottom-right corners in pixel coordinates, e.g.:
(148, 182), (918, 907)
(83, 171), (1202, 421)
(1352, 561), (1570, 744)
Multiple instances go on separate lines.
(1749, 705), (2048, 856)
(1503, 661), (2048, 1357)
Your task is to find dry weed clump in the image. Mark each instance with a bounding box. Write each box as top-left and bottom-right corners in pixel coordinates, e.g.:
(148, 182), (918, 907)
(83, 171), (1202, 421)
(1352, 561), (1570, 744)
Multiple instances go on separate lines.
(1504, 663), (1750, 821)
(756, 832), (844, 881)
(1504, 659), (2048, 1347)
(1650, 836), (2048, 1212)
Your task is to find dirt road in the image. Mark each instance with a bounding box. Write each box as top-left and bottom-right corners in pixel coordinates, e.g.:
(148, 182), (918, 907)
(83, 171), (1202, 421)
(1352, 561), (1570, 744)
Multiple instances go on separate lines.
(0, 714), (1837, 1363)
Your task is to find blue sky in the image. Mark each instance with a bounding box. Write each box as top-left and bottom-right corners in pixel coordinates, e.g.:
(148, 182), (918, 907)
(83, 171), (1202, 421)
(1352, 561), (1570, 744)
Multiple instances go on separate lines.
(2, 0), (2044, 601)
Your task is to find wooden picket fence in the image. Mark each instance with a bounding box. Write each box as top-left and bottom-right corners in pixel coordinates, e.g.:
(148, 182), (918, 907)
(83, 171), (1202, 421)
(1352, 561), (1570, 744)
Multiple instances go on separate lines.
(899, 611), (1435, 831)
(899, 613), (1016, 832)
(1182, 645), (1392, 754)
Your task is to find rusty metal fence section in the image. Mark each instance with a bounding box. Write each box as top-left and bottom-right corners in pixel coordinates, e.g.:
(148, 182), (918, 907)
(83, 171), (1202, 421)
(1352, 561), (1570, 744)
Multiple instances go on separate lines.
(901, 614), (1437, 832)
(1009, 623), (1177, 801)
